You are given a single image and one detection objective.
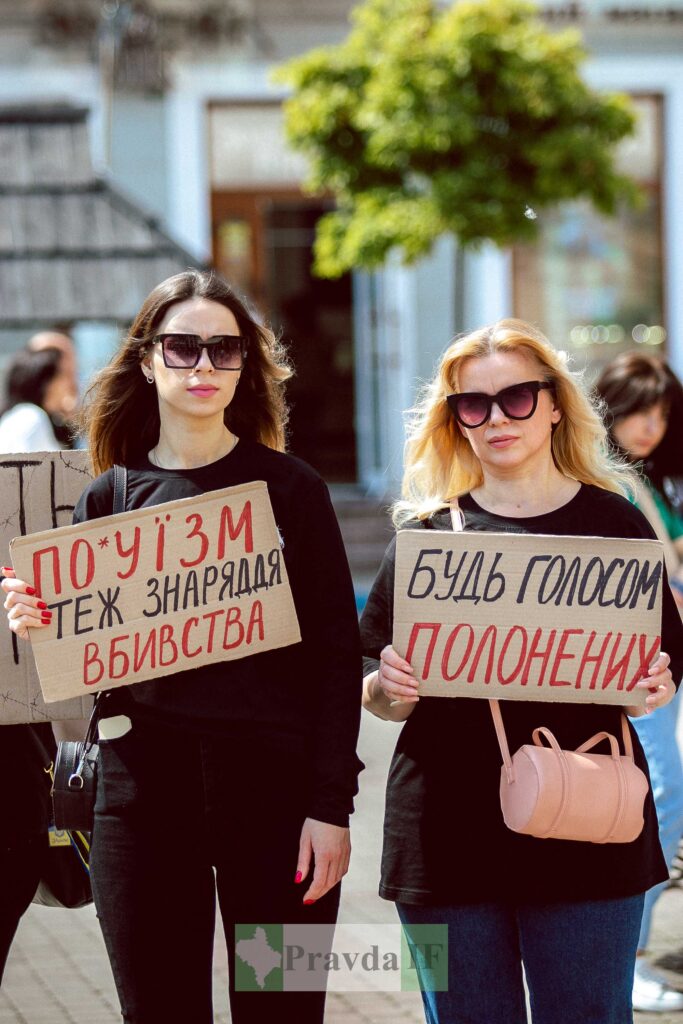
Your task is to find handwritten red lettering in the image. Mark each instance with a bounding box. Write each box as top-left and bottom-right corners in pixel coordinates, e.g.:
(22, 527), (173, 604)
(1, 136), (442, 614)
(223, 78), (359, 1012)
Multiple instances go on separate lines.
(83, 641), (104, 686)
(202, 609), (223, 654)
(441, 623), (475, 682)
(627, 634), (661, 690)
(159, 623), (178, 666)
(181, 616), (202, 658)
(115, 526), (141, 580)
(222, 606), (245, 650)
(133, 628), (157, 672)
(217, 501), (254, 557)
(521, 628), (557, 686)
(32, 545), (62, 598)
(404, 622), (442, 680)
(548, 628), (582, 687)
(246, 600), (264, 644)
(108, 634), (130, 679)
(180, 513), (210, 569)
(69, 538), (95, 591)
(497, 625), (528, 685)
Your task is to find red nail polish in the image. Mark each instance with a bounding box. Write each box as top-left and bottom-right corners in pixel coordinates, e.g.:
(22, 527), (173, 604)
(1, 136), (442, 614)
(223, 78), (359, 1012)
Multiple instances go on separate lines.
(41, 614), (52, 623)
(26, 586), (36, 596)
(304, 899), (316, 905)
(1, 567), (12, 573)
(37, 601), (47, 610)
(294, 871), (302, 884)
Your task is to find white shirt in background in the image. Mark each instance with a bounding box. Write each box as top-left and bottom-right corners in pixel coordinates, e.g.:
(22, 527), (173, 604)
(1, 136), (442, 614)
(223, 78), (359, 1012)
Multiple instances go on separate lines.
(0, 403), (62, 453)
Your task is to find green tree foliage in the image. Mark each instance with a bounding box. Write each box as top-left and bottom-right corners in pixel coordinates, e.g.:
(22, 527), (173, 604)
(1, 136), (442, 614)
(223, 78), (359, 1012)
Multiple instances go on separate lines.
(276, 0), (638, 277)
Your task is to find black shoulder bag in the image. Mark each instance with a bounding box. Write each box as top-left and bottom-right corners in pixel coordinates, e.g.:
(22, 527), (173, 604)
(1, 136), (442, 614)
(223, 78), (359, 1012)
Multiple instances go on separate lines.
(40, 466), (129, 902)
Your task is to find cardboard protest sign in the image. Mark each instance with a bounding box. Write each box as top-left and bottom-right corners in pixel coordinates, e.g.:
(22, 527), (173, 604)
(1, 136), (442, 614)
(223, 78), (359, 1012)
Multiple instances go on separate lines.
(11, 481), (301, 703)
(0, 451), (94, 724)
(394, 531), (664, 707)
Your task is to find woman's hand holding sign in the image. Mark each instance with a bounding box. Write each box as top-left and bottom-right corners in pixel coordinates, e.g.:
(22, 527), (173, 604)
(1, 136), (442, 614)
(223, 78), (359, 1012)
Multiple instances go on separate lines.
(361, 644), (418, 722)
(626, 650), (675, 717)
(2, 568), (52, 639)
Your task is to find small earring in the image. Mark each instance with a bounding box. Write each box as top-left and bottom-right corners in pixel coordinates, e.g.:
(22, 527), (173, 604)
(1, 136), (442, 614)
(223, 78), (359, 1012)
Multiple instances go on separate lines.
(146, 374), (154, 384)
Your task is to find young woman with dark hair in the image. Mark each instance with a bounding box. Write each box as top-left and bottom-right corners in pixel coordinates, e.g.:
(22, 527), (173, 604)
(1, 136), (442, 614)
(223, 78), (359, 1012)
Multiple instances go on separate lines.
(596, 352), (683, 1014)
(596, 351), (683, 532)
(3, 269), (363, 1024)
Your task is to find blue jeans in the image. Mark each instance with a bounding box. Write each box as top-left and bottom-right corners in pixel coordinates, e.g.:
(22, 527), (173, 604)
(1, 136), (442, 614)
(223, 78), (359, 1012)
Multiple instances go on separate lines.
(397, 894), (644, 1024)
(633, 694), (683, 949)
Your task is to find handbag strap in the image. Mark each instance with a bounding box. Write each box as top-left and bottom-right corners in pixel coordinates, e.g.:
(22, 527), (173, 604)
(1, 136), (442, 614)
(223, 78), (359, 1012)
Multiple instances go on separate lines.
(448, 496), (465, 534)
(112, 464), (128, 515)
(489, 698), (515, 783)
(449, 498), (517, 780)
(80, 465), (128, 740)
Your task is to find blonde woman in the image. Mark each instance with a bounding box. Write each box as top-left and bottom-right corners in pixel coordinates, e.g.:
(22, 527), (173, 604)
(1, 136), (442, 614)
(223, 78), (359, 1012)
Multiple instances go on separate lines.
(360, 320), (683, 1024)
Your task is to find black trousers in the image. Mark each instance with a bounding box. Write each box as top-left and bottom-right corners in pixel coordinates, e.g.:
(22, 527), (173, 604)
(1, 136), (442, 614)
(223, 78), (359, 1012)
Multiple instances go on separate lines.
(91, 716), (341, 1024)
(0, 724), (53, 984)
(0, 834), (48, 983)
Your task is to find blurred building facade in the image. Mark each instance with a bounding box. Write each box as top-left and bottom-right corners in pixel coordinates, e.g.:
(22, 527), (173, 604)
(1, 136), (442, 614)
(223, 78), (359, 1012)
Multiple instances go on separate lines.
(0, 0), (681, 493)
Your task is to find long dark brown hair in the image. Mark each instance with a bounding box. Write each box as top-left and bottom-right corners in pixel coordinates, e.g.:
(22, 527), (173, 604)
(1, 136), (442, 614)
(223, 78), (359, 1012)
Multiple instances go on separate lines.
(595, 351), (683, 489)
(1, 348), (63, 416)
(81, 270), (292, 474)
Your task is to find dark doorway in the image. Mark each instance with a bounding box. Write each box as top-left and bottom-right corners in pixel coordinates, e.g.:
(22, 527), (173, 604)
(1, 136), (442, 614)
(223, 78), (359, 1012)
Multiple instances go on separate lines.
(212, 191), (356, 482)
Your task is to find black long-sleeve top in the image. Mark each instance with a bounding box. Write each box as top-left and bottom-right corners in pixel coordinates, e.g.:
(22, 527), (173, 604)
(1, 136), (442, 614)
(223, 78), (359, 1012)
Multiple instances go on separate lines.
(73, 439), (364, 828)
(360, 484), (683, 904)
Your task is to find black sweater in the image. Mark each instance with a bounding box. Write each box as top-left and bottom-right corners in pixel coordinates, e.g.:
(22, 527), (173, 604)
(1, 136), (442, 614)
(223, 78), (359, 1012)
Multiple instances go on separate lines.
(73, 439), (364, 828)
(360, 485), (683, 904)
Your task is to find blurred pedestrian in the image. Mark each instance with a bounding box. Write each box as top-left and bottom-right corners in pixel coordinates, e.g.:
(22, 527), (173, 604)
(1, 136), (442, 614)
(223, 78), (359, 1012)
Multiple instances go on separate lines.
(26, 330), (79, 448)
(596, 351), (683, 1014)
(0, 346), (74, 981)
(0, 348), (73, 452)
(361, 320), (683, 1024)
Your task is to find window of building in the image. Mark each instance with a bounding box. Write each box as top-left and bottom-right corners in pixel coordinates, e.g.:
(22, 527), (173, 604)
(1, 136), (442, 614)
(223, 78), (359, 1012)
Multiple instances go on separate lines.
(513, 95), (664, 372)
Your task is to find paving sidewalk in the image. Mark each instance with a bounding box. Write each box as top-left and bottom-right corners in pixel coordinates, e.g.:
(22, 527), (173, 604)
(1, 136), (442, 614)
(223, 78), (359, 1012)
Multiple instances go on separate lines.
(1, 713), (682, 1023)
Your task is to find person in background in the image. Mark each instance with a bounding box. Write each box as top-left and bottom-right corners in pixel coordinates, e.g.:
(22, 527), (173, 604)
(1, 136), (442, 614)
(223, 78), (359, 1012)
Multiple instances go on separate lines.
(0, 348), (73, 452)
(361, 319), (682, 1024)
(3, 269), (363, 1023)
(0, 346), (75, 981)
(27, 330), (79, 448)
(596, 352), (683, 1014)
(0, 720), (52, 984)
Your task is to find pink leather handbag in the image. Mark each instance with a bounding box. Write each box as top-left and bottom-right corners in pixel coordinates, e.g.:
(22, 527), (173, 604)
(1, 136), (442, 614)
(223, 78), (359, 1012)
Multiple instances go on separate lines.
(489, 699), (649, 843)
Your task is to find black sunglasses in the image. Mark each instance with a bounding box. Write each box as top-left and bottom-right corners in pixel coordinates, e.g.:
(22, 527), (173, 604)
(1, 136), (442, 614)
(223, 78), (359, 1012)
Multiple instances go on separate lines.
(446, 380), (555, 428)
(154, 333), (246, 371)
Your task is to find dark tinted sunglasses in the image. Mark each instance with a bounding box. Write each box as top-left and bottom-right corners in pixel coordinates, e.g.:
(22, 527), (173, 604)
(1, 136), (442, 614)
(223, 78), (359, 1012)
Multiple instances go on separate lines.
(446, 380), (555, 428)
(154, 333), (246, 371)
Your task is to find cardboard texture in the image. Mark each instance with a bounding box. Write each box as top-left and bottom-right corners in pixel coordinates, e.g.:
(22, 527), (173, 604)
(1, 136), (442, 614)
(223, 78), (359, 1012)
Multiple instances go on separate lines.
(0, 451), (94, 723)
(393, 531), (664, 707)
(11, 480), (301, 702)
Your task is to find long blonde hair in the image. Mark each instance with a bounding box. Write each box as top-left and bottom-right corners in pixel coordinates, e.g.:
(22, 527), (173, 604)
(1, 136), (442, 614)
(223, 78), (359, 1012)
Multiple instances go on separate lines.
(394, 318), (635, 525)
